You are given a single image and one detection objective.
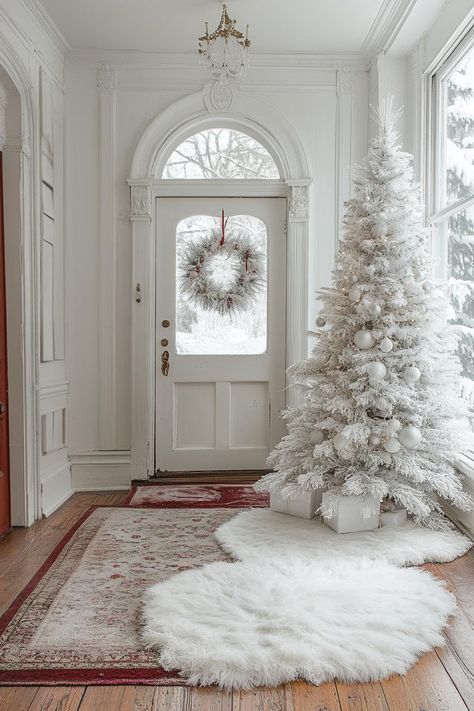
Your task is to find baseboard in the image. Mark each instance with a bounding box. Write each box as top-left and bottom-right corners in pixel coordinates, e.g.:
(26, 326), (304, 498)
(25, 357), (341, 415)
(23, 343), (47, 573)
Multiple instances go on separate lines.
(70, 451), (131, 491)
(41, 462), (74, 517)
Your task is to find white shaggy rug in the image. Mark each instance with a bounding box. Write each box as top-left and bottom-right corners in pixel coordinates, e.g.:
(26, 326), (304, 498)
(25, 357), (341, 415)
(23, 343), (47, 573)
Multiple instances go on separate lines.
(142, 556), (455, 689)
(215, 509), (472, 566)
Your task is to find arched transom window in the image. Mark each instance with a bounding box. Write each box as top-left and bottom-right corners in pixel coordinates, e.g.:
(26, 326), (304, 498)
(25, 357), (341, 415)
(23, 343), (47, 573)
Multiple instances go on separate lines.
(162, 128), (280, 179)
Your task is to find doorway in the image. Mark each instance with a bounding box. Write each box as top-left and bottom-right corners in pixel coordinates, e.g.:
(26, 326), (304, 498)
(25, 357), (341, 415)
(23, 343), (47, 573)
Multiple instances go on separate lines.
(155, 197), (287, 471)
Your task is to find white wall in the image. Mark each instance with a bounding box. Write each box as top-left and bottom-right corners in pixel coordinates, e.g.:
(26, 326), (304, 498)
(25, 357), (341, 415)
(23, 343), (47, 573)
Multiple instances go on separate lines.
(0, 0), (69, 520)
(66, 55), (369, 487)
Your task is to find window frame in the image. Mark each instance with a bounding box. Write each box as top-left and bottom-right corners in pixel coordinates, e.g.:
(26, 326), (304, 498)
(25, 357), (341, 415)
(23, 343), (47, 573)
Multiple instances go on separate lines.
(427, 24), (474, 465)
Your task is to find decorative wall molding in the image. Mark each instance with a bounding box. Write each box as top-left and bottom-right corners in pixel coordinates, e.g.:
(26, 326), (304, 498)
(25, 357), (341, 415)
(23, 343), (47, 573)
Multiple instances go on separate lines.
(96, 63), (118, 92)
(288, 183), (310, 221)
(361, 0), (418, 60)
(204, 79), (236, 112)
(335, 66), (354, 246)
(98, 62), (118, 449)
(129, 182), (152, 221)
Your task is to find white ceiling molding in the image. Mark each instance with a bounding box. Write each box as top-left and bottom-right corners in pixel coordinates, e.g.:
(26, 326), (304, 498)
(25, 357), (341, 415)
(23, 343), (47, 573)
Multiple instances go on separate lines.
(21, 0), (70, 54)
(69, 49), (369, 72)
(361, 0), (418, 60)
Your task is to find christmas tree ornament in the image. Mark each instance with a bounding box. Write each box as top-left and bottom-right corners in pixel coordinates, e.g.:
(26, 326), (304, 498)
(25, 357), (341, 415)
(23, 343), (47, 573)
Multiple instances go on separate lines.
(254, 107), (473, 531)
(379, 337), (393, 353)
(309, 429), (324, 445)
(423, 280), (434, 293)
(354, 329), (375, 350)
(404, 366), (421, 383)
(386, 418), (401, 433)
(399, 425), (422, 449)
(367, 361), (387, 380)
(383, 438), (401, 453)
(349, 275), (358, 285)
(348, 286), (362, 302)
(316, 316), (326, 328)
(368, 302), (382, 317)
(374, 396), (389, 411)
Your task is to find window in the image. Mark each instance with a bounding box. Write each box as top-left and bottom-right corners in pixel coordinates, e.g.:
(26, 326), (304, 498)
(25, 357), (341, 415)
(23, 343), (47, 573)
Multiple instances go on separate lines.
(431, 33), (474, 430)
(162, 128), (280, 179)
(175, 214), (268, 354)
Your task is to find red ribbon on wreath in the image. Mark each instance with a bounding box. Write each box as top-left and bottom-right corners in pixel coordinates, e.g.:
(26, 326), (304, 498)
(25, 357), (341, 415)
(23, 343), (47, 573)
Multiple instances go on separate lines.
(220, 209), (228, 247)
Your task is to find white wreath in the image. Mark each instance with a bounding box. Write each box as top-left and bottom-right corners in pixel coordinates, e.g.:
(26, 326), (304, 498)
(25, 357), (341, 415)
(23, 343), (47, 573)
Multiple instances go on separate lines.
(180, 229), (266, 316)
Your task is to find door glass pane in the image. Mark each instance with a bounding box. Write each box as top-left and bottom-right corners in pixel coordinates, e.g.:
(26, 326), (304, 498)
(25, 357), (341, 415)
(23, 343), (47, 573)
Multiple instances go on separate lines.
(163, 128), (280, 179)
(176, 214), (267, 354)
(446, 206), (474, 422)
(445, 44), (474, 206)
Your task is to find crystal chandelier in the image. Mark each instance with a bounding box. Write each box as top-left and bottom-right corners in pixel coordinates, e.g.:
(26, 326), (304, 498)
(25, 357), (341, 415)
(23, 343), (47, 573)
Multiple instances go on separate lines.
(198, 3), (250, 80)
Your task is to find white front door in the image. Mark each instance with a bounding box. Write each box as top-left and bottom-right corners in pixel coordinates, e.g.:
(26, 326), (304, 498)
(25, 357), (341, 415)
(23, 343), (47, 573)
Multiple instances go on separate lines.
(155, 196), (286, 472)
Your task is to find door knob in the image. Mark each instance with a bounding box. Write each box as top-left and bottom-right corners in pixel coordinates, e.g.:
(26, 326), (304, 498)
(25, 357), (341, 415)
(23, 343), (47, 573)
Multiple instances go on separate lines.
(161, 350), (170, 376)
(0, 401), (6, 416)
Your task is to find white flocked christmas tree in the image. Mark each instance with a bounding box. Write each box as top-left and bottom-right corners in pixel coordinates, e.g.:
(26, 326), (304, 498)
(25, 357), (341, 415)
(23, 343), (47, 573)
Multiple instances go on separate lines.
(255, 106), (473, 530)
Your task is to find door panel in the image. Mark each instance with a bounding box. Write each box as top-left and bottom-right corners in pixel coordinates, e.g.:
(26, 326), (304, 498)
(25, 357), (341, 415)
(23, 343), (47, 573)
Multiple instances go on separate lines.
(0, 154), (10, 534)
(155, 197), (286, 471)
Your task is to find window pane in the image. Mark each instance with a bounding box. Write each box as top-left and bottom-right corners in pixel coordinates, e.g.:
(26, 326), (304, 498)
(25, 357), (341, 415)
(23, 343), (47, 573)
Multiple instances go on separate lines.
(163, 128), (280, 179)
(447, 207), (474, 420)
(176, 214), (267, 354)
(445, 44), (474, 205)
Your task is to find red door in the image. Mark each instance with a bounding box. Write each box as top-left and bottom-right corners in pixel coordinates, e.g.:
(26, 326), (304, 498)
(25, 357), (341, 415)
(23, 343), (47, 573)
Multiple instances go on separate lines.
(0, 153), (10, 535)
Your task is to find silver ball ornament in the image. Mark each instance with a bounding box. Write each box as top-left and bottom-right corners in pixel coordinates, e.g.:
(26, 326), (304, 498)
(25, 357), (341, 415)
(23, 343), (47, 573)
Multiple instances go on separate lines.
(404, 366), (421, 383)
(383, 438), (401, 453)
(399, 425), (421, 449)
(309, 429), (324, 445)
(369, 434), (381, 446)
(333, 433), (347, 451)
(354, 329), (375, 350)
(348, 286), (362, 302)
(375, 396), (389, 411)
(379, 337), (393, 353)
(316, 316), (327, 328)
(367, 361), (387, 380)
(368, 302), (382, 317)
(349, 274), (358, 285)
(386, 418), (401, 433)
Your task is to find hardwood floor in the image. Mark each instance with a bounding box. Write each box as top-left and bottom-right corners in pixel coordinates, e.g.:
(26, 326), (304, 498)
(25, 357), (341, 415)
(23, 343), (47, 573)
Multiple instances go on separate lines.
(0, 491), (472, 711)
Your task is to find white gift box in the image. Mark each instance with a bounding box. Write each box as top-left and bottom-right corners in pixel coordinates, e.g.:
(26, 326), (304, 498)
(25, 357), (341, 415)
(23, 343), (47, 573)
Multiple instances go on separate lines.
(270, 489), (322, 519)
(322, 493), (380, 533)
(380, 506), (407, 527)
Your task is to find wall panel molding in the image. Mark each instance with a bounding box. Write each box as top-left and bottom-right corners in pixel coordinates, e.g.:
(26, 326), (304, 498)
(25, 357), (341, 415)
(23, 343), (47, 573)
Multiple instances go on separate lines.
(97, 64), (118, 449)
(70, 450), (131, 490)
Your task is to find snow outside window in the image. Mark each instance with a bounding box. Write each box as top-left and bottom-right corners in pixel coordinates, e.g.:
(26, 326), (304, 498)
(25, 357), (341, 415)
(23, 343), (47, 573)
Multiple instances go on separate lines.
(431, 35), (474, 438)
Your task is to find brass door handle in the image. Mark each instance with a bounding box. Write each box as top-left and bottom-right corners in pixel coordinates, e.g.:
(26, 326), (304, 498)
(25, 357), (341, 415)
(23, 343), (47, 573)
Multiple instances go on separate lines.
(161, 350), (170, 376)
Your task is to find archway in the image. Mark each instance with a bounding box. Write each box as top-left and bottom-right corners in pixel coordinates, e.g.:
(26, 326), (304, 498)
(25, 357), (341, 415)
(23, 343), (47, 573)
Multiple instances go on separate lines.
(128, 87), (311, 479)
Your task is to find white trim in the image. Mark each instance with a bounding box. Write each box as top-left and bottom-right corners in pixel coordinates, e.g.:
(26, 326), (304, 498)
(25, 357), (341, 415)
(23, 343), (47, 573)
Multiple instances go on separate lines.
(70, 450), (131, 491)
(361, 0), (418, 60)
(41, 487), (73, 517)
(152, 180), (288, 198)
(128, 88), (311, 479)
(20, 0), (70, 55)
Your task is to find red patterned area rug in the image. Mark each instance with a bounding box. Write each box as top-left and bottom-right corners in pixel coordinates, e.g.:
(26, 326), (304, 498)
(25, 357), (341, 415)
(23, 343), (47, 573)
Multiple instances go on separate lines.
(0, 500), (254, 686)
(125, 483), (269, 508)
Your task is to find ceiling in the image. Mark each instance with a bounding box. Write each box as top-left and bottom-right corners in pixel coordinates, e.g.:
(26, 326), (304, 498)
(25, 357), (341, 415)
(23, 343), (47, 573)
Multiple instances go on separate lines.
(37, 0), (387, 54)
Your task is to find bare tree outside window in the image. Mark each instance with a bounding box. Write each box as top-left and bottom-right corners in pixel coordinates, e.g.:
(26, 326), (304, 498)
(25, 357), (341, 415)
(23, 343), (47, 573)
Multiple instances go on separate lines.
(162, 128), (280, 179)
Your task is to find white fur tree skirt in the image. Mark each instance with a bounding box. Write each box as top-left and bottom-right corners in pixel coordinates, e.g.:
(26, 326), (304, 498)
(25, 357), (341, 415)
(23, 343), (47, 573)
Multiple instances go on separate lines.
(215, 509), (472, 566)
(142, 557), (455, 689)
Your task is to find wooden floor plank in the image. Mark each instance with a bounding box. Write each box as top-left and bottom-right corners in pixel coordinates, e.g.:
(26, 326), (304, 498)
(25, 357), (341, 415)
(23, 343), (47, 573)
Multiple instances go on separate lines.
(335, 682), (389, 711)
(0, 686), (39, 711)
(152, 685), (187, 710)
(290, 680), (341, 710)
(77, 686), (129, 710)
(185, 685), (233, 710)
(380, 651), (469, 711)
(232, 684), (289, 711)
(26, 686), (85, 711)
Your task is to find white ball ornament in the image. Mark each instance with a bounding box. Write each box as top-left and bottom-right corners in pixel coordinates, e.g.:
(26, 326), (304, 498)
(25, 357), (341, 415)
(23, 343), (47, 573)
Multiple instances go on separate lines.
(368, 302), (382, 317)
(423, 280), (434, 293)
(369, 434), (381, 446)
(386, 418), (401, 433)
(316, 316), (326, 328)
(375, 396), (389, 411)
(383, 438), (401, 453)
(399, 425), (422, 449)
(333, 433), (347, 451)
(354, 329), (375, 350)
(379, 337), (393, 353)
(349, 286), (362, 302)
(349, 274), (358, 285)
(309, 429), (324, 445)
(367, 361), (387, 380)
(404, 366), (421, 383)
